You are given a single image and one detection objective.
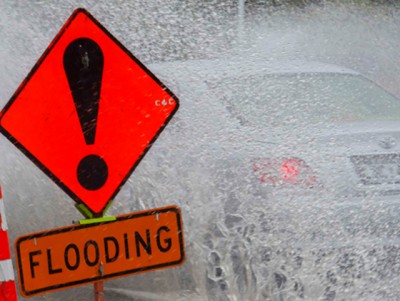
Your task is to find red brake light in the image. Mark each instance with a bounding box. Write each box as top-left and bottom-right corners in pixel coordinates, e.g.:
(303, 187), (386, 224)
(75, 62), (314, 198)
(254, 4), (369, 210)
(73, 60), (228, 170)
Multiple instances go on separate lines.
(253, 158), (317, 188)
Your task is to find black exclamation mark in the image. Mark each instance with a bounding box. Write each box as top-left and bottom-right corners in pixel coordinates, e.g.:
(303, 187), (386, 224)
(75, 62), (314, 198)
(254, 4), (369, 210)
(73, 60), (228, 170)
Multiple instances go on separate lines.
(64, 38), (108, 191)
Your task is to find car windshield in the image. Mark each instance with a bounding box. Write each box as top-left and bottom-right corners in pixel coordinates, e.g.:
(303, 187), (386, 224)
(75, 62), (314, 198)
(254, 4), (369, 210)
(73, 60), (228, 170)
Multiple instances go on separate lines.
(209, 73), (400, 127)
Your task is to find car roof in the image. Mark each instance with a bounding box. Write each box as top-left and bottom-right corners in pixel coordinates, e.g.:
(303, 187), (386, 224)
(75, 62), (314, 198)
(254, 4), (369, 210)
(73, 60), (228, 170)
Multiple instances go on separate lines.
(149, 57), (360, 82)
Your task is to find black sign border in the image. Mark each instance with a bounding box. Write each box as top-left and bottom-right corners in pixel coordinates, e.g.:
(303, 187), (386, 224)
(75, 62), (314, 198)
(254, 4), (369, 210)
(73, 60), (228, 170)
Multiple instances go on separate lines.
(15, 206), (185, 297)
(0, 8), (180, 217)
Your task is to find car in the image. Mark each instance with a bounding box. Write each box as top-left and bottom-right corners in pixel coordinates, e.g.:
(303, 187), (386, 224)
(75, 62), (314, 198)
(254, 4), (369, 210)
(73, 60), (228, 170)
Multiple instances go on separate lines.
(148, 58), (400, 301)
(3, 57), (400, 300)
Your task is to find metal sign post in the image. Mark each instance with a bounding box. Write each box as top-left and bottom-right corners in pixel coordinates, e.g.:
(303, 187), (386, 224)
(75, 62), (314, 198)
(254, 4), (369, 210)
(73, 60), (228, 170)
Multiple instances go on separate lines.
(76, 203), (114, 301)
(94, 282), (104, 301)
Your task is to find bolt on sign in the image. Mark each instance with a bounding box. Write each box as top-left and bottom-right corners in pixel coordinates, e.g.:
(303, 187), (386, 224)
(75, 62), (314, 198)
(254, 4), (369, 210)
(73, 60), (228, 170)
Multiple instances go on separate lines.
(15, 207), (184, 297)
(0, 8), (179, 216)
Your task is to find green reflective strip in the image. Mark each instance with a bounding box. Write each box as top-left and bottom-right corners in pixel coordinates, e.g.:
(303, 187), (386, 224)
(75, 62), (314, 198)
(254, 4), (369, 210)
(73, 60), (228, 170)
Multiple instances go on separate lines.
(103, 199), (114, 215)
(75, 200), (115, 219)
(75, 203), (94, 219)
(79, 216), (116, 225)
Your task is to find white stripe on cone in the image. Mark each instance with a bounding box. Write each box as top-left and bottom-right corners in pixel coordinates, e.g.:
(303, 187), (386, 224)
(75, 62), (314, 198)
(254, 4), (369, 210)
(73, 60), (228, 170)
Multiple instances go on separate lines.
(0, 259), (14, 282)
(0, 199), (8, 231)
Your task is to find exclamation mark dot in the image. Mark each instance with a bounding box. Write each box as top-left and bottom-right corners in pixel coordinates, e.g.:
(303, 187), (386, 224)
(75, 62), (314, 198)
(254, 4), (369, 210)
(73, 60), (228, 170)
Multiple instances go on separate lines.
(64, 38), (108, 191)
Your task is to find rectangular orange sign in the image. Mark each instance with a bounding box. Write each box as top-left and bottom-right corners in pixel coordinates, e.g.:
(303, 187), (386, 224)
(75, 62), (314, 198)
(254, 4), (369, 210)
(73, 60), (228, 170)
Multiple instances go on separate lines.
(15, 206), (184, 297)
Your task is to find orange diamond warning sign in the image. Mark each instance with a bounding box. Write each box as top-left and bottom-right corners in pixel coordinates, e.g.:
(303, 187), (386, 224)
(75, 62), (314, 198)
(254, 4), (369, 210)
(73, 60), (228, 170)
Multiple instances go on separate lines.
(0, 9), (179, 215)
